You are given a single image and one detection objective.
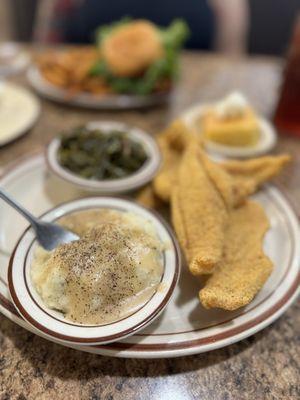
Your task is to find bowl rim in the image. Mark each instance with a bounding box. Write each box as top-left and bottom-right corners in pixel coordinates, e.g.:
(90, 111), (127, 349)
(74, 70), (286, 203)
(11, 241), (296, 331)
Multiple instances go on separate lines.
(8, 196), (181, 345)
(45, 121), (162, 193)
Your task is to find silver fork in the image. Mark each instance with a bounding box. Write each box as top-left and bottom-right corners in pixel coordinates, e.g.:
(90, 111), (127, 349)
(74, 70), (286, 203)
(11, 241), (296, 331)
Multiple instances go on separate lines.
(0, 189), (79, 251)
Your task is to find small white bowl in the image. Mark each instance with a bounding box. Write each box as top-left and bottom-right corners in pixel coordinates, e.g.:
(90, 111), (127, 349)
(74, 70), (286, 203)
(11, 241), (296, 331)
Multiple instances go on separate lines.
(8, 196), (181, 346)
(182, 103), (277, 159)
(46, 121), (161, 193)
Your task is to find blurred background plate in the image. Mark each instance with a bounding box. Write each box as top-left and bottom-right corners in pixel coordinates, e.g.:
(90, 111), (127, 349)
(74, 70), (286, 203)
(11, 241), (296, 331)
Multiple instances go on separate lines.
(0, 82), (40, 146)
(27, 66), (173, 110)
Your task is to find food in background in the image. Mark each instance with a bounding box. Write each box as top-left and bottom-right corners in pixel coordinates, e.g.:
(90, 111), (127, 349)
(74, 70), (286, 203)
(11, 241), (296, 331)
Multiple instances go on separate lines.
(31, 209), (163, 325)
(101, 20), (164, 77)
(91, 18), (189, 95)
(201, 92), (261, 147)
(37, 19), (189, 96)
(37, 47), (111, 95)
(58, 126), (148, 180)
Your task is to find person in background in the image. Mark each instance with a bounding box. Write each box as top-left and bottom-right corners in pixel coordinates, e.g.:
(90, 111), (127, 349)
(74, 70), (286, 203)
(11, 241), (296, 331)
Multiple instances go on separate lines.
(34, 0), (249, 54)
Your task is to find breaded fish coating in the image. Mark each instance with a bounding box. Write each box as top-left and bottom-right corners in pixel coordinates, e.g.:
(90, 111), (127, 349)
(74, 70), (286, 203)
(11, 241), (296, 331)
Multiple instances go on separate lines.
(102, 20), (163, 77)
(199, 151), (243, 208)
(221, 155), (291, 199)
(135, 185), (163, 209)
(172, 140), (228, 275)
(199, 200), (273, 310)
(153, 120), (195, 202)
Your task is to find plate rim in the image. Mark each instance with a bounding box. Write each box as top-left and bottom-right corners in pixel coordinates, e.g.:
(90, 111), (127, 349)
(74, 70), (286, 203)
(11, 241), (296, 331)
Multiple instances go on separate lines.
(27, 66), (172, 110)
(0, 152), (299, 358)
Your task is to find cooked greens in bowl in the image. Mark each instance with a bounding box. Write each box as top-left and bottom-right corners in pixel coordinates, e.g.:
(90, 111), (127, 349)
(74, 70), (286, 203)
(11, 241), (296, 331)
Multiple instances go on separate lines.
(46, 121), (161, 193)
(58, 126), (148, 180)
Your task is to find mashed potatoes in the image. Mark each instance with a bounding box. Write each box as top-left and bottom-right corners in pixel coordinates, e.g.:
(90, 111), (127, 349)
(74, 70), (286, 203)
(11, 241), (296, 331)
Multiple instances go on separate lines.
(31, 209), (163, 325)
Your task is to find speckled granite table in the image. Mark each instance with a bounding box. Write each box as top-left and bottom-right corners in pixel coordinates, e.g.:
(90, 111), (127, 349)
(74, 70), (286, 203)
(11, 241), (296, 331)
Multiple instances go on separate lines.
(0, 52), (299, 400)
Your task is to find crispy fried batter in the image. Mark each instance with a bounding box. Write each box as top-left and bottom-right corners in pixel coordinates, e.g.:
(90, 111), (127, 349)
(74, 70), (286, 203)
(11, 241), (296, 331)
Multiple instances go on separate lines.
(151, 119), (289, 310)
(199, 200), (273, 310)
(135, 185), (163, 209)
(171, 140), (228, 275)
(199, 151), (242, 208)
(153, 120), (290, 205)
(221, 155), (291, 199)
(153, 120), (195, 202)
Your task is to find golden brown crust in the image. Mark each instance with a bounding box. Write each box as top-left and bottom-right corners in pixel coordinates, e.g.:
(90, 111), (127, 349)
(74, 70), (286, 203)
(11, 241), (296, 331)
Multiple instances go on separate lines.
(153, 120), (195, 202)
(199, 200), (273, 310)
(171, 140), (228, 275)
(152, 119), (289, 310)
(135, 185), (163, 209)
(221, 155), (291, 197)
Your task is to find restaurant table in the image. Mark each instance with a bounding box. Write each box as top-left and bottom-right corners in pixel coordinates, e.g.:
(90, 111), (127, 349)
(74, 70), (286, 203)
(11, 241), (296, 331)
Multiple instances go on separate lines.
(0, 52), (299, 400)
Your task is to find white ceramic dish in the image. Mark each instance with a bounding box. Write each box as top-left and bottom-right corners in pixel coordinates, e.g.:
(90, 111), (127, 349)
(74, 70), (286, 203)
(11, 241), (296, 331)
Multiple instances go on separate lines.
(27, 66), (172, 110)
(0, 83), (40, 146)
(46, 121), (161, 193)
(8, 196), (180, 346)
(0, 43), (30, 77)
(182, 103), (277, 158)
(0, 154), (299, 358)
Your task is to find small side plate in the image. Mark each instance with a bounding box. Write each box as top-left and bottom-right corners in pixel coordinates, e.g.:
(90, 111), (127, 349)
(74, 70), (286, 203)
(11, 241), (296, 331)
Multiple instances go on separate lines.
(182, 103), (277, 159)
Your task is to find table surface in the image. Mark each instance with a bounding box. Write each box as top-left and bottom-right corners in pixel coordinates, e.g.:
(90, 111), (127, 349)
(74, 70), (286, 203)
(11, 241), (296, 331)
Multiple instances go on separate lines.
(0, 52), (299, 400)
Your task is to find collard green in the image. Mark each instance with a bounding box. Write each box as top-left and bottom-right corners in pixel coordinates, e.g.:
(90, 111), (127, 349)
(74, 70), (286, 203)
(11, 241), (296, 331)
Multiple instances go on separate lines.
(58, 127), (148, 180)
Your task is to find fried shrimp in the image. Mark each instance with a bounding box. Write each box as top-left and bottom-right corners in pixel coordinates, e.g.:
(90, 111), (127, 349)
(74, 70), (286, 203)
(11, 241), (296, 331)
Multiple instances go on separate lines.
(101, 20), (164, 77)
(171, 140), (228, 275)
(199, 200), (273, 310)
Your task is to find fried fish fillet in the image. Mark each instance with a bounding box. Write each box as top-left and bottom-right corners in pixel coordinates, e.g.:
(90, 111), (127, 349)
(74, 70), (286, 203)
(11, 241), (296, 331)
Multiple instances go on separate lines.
(199, 200), (273, 310)
(171, 140), (228, 275)
(153, 120), (195, 202)
(153, 120), (290, 204)
(199, 151), (243, 208)
(221, 155), (291, 199)
(135, 185), (163, 209)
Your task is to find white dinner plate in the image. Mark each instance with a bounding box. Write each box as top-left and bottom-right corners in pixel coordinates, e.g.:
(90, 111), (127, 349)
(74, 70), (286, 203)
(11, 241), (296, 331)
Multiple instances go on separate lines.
(0, 83), (40, 146)
(27, 66), (172, 110)
(182, 103), (277, 158)
(0, 153), (299, 358)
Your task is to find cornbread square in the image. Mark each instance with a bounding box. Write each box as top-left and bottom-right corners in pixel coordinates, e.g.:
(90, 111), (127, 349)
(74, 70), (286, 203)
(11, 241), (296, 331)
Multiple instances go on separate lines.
(202, 108), (260, 147)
